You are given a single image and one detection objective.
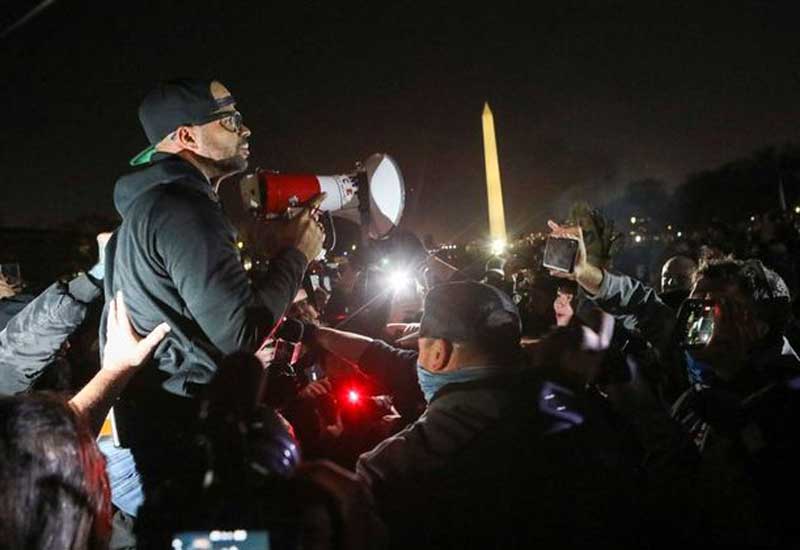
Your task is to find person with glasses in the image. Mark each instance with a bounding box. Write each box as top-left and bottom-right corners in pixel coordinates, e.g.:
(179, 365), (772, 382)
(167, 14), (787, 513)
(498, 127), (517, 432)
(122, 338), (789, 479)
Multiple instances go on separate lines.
(98, 79), (325, 543)
(547, 219), (800, 545)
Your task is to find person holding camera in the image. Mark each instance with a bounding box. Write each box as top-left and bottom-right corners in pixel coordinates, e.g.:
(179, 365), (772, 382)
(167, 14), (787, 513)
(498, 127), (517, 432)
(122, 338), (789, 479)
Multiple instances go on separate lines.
(99, 79), (325, 533)
(548, 219), (800, 545)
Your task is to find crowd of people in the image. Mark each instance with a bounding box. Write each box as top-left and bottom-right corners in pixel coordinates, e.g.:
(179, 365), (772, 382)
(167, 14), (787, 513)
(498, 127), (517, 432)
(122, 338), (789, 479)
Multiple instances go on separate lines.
(2, 78), (800, 549)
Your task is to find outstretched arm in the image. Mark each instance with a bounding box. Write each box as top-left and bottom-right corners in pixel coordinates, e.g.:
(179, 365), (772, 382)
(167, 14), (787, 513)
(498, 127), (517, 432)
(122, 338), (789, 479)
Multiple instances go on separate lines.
(70, 291), (170, 435)
(315, 326), (375, 364)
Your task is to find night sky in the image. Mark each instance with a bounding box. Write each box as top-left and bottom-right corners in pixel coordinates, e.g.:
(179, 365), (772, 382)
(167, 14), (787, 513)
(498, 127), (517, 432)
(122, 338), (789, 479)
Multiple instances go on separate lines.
(2, 2), (799, 242)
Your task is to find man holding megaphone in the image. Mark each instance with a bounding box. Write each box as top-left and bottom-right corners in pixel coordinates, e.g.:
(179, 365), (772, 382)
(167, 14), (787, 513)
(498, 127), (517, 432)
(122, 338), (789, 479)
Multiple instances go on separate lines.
(99, 78), (325, 533)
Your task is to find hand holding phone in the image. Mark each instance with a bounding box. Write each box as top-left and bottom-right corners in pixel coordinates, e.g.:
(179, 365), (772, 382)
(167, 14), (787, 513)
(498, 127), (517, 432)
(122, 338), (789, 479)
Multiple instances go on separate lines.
(545, 220), (604, 294)
(542, 237), (579, 273)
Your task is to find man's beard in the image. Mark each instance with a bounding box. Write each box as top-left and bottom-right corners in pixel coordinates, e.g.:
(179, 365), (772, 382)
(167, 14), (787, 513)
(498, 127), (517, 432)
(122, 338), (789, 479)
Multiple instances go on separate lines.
(213, 153), (248, 175)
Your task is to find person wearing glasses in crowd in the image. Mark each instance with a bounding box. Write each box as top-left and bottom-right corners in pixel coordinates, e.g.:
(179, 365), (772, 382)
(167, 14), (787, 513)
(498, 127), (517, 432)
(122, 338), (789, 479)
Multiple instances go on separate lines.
(99, 79), (325, 543)
(548, 220), (800, 545)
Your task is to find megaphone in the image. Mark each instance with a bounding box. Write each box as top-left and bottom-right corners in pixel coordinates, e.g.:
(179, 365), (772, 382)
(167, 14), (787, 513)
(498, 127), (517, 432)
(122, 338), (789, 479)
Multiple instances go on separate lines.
(240, 153), (405, 241)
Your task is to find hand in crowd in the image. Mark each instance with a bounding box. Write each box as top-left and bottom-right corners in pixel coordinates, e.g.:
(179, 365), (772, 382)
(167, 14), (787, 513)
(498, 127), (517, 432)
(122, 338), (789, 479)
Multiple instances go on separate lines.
(384, 322), (419, 349)
(96, 231), (112, 258)
(547, 220), (604, 295)
(95, 231), (113, 255)
(528, 311), (615, 390)
(71, 292), (171, 435)
(0, 274), (22, 299)
(103, 291), (170, 372)
(299, 378), (333, 400)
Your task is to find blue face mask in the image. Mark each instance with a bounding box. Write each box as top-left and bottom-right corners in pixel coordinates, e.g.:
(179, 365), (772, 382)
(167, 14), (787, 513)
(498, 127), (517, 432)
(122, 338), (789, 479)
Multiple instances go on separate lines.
(415, 363), (499, 403)
(684, 350), (717, 386)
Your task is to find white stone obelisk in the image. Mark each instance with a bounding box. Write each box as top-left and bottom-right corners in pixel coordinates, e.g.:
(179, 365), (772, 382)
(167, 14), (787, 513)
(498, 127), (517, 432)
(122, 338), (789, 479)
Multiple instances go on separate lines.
(481, 102), (507, 243)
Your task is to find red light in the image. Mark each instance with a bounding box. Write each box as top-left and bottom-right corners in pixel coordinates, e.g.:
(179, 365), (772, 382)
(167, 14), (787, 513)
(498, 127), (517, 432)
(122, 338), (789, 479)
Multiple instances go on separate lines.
(347, 389), (361, 405)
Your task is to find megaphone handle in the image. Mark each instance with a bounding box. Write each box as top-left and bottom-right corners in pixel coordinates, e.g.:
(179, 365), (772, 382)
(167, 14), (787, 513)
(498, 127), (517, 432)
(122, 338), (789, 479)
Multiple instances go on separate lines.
(302, 272), (320, 313)
(355, 170), (371, 242)
(321, 210), (336, 251)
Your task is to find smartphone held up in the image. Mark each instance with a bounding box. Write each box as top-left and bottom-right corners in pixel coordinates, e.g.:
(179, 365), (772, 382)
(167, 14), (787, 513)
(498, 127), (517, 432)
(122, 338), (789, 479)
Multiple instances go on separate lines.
(542, 237), (579, 274)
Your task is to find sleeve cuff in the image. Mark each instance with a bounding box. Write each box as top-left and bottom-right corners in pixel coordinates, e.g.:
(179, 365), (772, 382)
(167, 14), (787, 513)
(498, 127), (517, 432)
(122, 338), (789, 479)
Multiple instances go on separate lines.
(587, 269), (612, 300)
(278, 247), (309, 272)
(88, 262), (105, 280)
(68, 274), (102, 304)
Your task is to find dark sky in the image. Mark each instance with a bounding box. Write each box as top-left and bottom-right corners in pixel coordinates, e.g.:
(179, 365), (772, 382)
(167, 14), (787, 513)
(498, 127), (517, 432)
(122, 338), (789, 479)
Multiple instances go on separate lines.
(2, 2), (799, 242)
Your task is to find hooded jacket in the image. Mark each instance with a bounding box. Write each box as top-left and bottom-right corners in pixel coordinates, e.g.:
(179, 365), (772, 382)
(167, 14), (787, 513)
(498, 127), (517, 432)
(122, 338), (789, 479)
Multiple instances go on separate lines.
(102, 155), (307, 400)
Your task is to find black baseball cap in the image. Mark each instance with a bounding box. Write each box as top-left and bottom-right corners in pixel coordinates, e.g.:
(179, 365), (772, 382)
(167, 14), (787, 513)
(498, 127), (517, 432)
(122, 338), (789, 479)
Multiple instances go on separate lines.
(129, 78), (236, 166)
(420, 281), (522, 347)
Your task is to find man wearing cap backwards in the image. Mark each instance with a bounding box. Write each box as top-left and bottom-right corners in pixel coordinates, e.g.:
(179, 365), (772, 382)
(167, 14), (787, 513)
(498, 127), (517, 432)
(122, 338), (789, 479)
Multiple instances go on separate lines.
(310, 281), (639, 548)
(98, 79), (324, 535)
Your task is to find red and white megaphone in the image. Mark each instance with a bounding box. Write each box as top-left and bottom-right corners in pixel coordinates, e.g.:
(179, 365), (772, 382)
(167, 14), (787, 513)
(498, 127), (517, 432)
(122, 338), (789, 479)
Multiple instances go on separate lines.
(240, 153), (405, 240)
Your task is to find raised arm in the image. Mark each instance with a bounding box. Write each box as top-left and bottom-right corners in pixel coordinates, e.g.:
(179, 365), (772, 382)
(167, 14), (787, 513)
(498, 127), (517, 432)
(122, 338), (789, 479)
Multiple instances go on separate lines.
(315, 326), (375, 363)
(547, 220), (676, 354)
(70, 291), (170, 435)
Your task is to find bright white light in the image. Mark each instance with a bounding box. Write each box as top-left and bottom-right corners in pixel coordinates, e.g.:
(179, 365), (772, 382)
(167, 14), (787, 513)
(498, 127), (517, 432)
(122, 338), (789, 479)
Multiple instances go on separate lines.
(750, 216), (756, 222)
(381, 257), (390, 266)
(677, 231), (683, 237)
(388, 270), (411, 293)
(347, 389), (361, 404)
(490, 239), (506, 255)
(630, 216), (637, 224)
(667, 225), (673, 231)
(351, 244), (357, 251)
(634, 235), (643, 243)
(795, 206), (800, 214)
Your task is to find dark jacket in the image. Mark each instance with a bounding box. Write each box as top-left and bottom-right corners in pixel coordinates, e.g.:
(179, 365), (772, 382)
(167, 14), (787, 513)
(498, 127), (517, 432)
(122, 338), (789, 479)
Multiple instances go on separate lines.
(102, 155), (307, 401)
(0, 275), (101, 395)
(591, 271), (800, 543)
(671, 342), (800, 544)
(356, 369), (641, 549)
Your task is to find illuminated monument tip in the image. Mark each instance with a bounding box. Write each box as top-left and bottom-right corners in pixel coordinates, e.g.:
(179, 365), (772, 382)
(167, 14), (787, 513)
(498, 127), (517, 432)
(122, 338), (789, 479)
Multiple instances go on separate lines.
(481, 101), (507, 243)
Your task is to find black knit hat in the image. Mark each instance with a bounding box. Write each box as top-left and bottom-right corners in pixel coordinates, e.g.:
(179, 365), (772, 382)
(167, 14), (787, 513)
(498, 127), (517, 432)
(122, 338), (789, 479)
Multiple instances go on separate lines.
(420, 281), (522, 346)
(129, 78), (236, 166)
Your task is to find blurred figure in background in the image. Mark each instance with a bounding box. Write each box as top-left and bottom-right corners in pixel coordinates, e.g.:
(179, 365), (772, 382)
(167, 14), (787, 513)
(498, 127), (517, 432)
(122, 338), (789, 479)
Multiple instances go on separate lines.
(659, 255), (697, 310)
